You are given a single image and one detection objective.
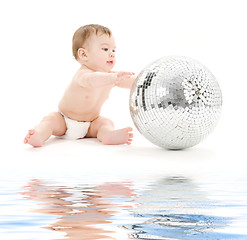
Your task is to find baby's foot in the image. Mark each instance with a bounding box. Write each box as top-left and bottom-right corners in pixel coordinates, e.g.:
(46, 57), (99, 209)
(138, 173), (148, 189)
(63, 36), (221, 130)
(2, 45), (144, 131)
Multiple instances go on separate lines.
(102, 127), (133, 145)
(24, 129), (43, 147)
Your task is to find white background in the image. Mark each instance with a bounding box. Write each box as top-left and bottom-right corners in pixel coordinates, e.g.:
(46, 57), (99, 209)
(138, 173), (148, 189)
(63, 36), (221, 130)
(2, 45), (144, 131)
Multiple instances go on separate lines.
(0, 0), (247, 177)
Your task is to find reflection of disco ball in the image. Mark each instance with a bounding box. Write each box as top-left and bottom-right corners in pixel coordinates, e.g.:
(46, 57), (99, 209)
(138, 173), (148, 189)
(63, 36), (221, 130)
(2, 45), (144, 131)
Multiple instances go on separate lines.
(129, 56), (222, 149)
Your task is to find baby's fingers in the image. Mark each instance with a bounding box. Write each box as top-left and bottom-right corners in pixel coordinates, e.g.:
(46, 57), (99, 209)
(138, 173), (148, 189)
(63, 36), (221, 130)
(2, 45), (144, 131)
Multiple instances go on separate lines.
(116, 71), (135, 81)
(127, 72), (135, 75)
(125, 72), (135, 77)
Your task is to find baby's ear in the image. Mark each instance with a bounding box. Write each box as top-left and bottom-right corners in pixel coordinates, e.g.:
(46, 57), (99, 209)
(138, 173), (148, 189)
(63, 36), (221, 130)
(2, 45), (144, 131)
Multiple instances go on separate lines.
(77, 48), (87, 60)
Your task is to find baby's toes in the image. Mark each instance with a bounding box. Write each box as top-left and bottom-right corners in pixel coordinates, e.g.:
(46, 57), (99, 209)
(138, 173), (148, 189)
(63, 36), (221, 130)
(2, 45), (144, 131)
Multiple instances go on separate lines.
(125, 127), (132, 133)
(24, 134), (30, 144)
(127, 135), (133, 144)
(24, 129), (35, 144)
(29, 129), (35, 135)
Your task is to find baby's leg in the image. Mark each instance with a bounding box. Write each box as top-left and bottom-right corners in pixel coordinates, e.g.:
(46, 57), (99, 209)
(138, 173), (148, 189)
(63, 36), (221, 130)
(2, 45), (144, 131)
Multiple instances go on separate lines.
(24, 112), (66, 147)
(86, 116), (133, 145)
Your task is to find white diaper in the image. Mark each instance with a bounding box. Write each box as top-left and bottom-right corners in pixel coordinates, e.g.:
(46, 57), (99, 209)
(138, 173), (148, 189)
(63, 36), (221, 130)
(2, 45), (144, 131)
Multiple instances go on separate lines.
(61, 112), (90, 140)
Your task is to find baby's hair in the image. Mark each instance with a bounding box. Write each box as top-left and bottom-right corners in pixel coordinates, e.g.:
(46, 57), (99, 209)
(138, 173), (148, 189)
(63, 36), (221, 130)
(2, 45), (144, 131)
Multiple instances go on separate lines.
(72, 24), (112, 60)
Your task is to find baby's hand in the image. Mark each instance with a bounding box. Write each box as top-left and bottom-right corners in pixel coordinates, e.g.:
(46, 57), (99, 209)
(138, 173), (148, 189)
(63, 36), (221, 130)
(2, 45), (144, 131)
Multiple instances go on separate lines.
(115, 71), (135, 84)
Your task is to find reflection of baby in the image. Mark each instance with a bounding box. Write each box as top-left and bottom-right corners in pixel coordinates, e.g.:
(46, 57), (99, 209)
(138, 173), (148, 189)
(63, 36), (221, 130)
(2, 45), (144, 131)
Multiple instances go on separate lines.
(24, 24), (136, 147)
(22, 179), (136, 240)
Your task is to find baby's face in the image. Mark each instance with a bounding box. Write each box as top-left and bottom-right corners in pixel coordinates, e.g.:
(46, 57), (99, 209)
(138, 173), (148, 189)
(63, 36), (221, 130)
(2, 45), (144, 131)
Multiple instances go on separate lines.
(85, 33), (116, 72)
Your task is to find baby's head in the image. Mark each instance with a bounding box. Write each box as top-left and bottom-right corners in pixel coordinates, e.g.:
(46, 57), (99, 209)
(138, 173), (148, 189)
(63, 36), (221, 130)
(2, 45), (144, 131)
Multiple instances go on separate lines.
(72, 24), (112, 60)
(72, 24), (116, 72)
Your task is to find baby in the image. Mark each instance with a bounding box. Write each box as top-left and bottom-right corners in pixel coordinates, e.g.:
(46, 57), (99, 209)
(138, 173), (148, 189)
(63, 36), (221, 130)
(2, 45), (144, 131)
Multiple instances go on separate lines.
(24, 24), (135, 147)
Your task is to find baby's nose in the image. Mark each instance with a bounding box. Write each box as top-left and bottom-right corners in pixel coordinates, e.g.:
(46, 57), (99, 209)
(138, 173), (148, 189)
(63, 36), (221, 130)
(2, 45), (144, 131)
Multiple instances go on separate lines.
(109, 51), (115, 57)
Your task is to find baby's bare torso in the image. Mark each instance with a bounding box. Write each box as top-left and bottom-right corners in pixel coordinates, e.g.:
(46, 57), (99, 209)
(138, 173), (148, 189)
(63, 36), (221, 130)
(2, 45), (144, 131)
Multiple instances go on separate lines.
(58, 69), (114, 122)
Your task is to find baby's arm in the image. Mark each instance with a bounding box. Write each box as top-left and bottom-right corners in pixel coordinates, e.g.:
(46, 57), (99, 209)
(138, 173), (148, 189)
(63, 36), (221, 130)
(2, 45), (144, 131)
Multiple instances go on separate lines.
(78, 71), (135, 88)
(78, 72), (117, 88)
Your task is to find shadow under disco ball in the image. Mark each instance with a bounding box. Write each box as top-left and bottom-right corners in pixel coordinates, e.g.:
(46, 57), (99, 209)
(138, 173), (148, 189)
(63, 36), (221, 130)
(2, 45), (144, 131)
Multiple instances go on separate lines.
(129, 56), (222, 150)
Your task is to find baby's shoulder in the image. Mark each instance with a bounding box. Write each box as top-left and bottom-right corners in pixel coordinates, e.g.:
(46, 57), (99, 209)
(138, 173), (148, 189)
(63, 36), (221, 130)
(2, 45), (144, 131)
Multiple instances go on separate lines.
(73, 68), (92, 81)
(71, 67), (93, 87)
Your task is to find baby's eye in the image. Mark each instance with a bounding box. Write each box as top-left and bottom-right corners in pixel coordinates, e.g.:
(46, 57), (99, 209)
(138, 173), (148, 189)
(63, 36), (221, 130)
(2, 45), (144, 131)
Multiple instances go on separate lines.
(102, 48), (108, 51)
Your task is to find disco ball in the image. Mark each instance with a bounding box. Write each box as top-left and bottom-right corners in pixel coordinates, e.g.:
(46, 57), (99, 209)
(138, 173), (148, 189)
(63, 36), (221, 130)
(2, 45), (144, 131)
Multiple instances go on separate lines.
(129, 56), (222, 149)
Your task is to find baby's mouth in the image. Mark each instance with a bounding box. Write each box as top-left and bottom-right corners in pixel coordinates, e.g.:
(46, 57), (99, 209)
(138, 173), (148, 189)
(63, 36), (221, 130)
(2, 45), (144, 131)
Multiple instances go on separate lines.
(107, 61), (113, 64)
